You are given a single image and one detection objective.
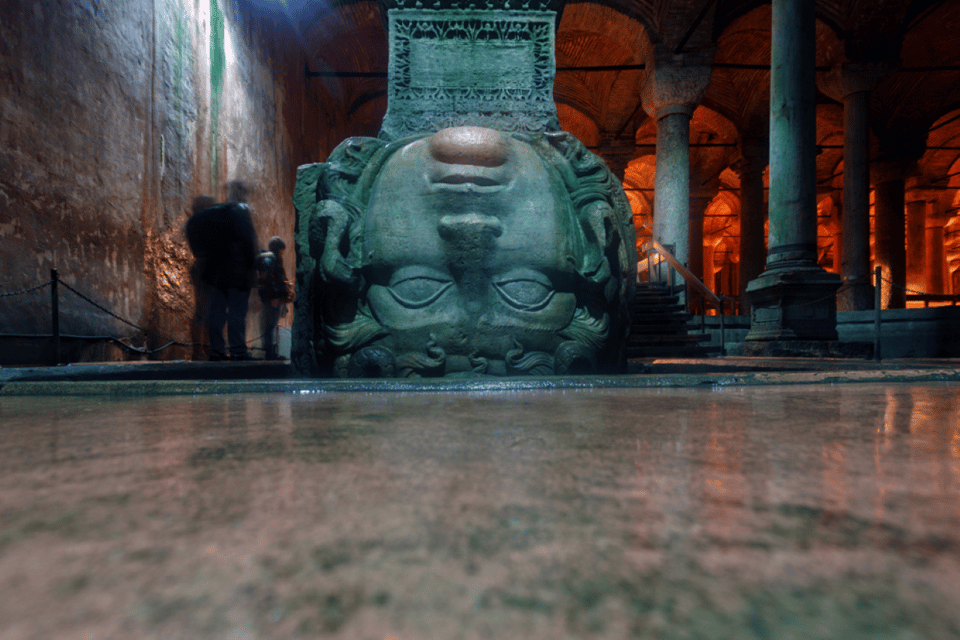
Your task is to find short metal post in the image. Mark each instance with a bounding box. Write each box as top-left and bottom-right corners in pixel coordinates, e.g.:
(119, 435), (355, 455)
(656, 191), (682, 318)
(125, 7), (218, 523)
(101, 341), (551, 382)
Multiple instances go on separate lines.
(680, 264), (686, 308)
(874, 265), (882, 362)
(719, 304), (726, 356)
(51, 268), (61, 365)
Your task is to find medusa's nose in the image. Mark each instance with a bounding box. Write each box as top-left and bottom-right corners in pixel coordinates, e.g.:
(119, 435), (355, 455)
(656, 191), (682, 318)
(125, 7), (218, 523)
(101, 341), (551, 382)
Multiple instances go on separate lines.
(427, 126), (509, 168)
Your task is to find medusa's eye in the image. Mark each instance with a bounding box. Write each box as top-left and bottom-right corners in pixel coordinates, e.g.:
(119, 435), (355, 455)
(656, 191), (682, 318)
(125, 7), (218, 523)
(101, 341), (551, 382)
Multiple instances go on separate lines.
(388, 267), (454, 309)
(493, 269), (555, 311)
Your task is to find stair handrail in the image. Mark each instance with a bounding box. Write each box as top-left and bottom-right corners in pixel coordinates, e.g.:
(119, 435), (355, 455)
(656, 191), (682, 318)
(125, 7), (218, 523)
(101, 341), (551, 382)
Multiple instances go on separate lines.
(641, 240), (729, 313)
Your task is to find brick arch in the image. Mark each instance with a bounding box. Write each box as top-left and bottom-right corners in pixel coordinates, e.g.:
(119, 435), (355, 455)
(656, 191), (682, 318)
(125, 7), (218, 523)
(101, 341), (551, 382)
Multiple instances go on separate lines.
(556, 3), (652, 129)
(557, 103), (601, 147)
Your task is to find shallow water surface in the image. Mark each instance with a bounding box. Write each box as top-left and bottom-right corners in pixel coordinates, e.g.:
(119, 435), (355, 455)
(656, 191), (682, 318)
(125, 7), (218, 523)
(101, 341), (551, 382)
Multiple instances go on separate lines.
(1, 383), (959, 639)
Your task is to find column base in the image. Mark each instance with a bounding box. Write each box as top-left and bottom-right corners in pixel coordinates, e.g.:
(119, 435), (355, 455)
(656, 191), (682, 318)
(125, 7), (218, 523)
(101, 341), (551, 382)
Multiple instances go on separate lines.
(732, 339), (872, 359)
(745, 264), (842, 341)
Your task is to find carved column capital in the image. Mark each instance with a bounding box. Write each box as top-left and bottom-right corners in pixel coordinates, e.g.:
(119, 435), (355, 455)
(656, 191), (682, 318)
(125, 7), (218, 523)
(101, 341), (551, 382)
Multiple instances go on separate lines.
(925, 198), (953, 225)
(817, 61), (891, 101)
(732, 138), (769, 177)
(872, 157), (918, 185)
(905, 189), (938, 205)
(641, 48), (714, 121)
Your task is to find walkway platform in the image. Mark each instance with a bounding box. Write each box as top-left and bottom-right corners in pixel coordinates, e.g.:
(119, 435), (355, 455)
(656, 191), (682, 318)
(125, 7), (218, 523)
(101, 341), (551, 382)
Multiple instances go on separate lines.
(2, 356), (959, 395)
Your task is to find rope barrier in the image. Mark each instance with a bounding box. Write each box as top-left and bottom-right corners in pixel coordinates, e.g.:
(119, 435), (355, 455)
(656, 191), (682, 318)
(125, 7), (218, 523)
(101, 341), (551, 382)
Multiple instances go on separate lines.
(769, 276), (867, 310)
(60, 281), (166, 339)
(60, 281), (275, 354)
(878, 274), (934, 296)
(57, 281), (206, 355)
(0, 280), (53, 297)
(2, 273), (278, 359)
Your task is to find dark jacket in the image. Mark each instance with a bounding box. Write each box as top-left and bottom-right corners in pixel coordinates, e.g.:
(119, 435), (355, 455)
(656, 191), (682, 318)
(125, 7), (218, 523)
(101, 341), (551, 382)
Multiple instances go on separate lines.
(257, 251), (291, 302)
(186, 202), (258, 292)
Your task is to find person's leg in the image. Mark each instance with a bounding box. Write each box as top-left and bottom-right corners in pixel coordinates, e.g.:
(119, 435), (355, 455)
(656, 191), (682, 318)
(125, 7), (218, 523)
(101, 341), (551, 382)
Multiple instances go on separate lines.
(207, 287), (228, 359)
(190, 268), (211, 360)
(261, 302), (281, 359)
(226, 287), (251, 358)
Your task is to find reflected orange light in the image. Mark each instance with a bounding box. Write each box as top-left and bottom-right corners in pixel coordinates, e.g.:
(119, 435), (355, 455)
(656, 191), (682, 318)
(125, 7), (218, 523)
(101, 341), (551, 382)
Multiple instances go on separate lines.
(822, 442), (847, 511)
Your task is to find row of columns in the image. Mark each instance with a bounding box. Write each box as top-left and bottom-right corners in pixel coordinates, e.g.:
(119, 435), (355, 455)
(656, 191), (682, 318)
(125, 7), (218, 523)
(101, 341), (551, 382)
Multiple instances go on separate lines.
(641, 0), (840, 341)
(818, 191), (953, 306)
(634, 0), (950, 345)
(818, 61), (888, 311)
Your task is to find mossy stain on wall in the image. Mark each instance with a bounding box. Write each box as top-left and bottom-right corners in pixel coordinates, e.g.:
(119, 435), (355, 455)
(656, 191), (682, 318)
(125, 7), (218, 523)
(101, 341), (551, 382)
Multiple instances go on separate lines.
(209, 0), (226, 193)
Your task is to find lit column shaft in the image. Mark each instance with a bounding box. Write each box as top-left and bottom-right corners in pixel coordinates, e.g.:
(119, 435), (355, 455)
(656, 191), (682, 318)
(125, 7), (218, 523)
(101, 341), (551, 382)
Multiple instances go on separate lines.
(766, 0), (817, 267)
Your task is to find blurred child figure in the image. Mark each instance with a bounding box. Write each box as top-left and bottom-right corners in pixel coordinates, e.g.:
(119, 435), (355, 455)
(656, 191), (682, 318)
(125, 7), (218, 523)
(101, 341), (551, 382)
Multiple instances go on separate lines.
(256, 236), (292, 360)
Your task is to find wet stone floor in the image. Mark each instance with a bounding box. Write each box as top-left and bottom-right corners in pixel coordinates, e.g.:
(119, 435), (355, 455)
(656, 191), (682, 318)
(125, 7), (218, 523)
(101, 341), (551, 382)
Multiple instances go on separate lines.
(1, 383), (959, 639)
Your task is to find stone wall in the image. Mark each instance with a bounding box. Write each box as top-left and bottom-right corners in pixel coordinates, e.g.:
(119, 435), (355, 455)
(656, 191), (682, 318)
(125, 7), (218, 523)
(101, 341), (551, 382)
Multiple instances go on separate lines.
(0, 0), (319, 361)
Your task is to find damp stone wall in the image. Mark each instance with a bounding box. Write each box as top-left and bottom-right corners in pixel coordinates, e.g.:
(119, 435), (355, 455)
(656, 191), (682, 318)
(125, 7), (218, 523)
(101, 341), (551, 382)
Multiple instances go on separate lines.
(0, 0), (318, 361)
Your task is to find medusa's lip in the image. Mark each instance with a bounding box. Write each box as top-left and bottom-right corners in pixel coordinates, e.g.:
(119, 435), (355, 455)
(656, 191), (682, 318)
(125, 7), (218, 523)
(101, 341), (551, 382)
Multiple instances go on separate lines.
(428, 164), (510, 193)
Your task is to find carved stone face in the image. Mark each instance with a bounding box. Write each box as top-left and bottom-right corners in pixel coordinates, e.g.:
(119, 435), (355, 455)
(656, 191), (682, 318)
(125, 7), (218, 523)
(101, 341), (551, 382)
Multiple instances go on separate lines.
(292, 125), (636, 377)
(362, 126), (581, 362)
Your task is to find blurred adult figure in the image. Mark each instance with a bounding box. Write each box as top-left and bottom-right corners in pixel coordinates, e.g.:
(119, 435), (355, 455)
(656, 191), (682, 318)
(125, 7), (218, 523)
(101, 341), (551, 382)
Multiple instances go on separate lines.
(185, 181), (259, 360)
(186, 195), (217, 360)
(257, 236), (292, 360)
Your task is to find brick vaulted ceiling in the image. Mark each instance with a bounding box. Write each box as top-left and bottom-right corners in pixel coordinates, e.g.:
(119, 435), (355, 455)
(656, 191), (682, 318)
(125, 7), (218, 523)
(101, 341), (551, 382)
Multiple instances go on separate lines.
(284, 0), (960, 195)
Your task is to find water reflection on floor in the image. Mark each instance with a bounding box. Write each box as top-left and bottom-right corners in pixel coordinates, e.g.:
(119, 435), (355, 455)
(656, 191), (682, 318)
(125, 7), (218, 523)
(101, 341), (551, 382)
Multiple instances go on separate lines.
(1, 383), (959, 639)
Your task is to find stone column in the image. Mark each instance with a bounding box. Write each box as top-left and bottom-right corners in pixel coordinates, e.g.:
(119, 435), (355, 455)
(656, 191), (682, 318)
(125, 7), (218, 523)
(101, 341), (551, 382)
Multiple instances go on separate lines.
(926, 199), (949, 295)
(873, 161), (910, 308)
(816, 194), (843, 274)
(905, 197), (927, 296)
(830, 195), (843, 274)
(951, 213), (960, 295)
(818, 62), (887, 311)
(735, 139), (768, 314)
(687, 195), (705, 288)
(703, 236), (723, 304)
(688, 192), (715, 310)
(745, 0), (841, 343)
(704, 241), (718, 296)
(641, 48), (713, 295)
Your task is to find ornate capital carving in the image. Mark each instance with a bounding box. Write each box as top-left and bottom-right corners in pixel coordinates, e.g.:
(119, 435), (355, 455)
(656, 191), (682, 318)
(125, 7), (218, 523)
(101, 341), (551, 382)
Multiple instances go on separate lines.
(872, 157), (917, 185)
(380, 9), (560, 140)
(817, 61), (891, 102)
(640, 48), (713, 121)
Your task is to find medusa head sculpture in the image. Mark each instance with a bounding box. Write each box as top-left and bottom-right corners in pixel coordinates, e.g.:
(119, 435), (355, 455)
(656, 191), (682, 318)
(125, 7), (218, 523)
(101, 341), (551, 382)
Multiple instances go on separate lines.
(292, 125), (636, 377)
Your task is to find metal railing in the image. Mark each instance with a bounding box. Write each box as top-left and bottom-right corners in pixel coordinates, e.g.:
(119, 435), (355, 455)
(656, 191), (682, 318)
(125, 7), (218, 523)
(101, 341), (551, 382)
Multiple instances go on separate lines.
(638, 240), (733, 355)
(872, 266), (960, 361)
(636, 246), (960, 362)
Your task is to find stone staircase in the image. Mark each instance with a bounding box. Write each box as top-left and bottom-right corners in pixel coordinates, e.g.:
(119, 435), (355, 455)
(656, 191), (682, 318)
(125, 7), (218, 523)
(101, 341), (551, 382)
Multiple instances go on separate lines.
(626, 282), (718, 358)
